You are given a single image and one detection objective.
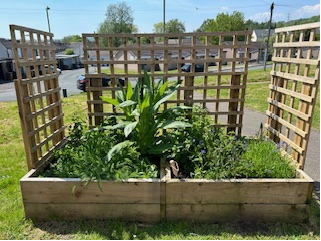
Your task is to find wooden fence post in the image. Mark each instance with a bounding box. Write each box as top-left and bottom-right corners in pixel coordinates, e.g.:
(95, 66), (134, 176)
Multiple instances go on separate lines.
(184, 76), (194, 119)
(227, 74), (241, 134)
(92, 77), (104, 126)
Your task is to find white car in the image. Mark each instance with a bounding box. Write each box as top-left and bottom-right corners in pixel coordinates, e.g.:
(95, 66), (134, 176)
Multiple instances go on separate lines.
(44, 65), (62, 75)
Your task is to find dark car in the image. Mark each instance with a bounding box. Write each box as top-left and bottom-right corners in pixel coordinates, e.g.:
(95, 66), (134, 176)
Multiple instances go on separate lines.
(77, 74), (125, 92)
(181, 64), (204, 72)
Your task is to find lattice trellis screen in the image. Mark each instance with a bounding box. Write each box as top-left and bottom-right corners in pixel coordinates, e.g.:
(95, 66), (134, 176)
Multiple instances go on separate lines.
(265, 22), (320, 169)
(10, 25), (65, 170)
(82, 31), (252, 135)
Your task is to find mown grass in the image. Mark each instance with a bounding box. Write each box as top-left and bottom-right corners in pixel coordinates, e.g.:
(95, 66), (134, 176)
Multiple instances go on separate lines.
(0, 69), (320, 239)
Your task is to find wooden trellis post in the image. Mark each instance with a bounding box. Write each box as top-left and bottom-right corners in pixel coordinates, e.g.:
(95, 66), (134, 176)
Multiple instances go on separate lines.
(265, 22), (320, 169)
(10, 25), (66, 170)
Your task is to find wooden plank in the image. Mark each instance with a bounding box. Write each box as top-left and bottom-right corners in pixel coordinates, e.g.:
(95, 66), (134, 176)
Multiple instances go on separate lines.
(20, 74), (59, 85)
(265, 110), (307, 138)
(21, 178), (161, 204)
(24, 203), (161, 222)
(9, 24), (54, 36)
(270, 70), (316, 85)
(269, 84), (313, 103)
(82, 30), (253, 38)
(264, 123), (304, 154)
(227, 74), (241, 134)
(83, 44), (251, 52)
(267, 97), (310, 121)
(165, 178), (312, 204)
(166, 204), (309, 223)
(88, 110), (244, 117)
(272, 57), (319, 66)
(23, 87), (61, 102)
(19, 59), (58, 67)
(273, 41), (320, 48)
(26, 100), (62, 121)
(274, 22), (320, 33)
(84, 71), (247, 79)
(27, 113), (64, 137)
(30, 126), (65, 154)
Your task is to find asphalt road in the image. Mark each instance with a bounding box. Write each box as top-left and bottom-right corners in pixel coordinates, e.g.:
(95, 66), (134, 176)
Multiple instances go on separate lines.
(0, 67), (86, 102)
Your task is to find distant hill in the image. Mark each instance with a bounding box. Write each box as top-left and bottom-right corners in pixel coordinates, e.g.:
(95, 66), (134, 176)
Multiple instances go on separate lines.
(245, 15), (320, 30)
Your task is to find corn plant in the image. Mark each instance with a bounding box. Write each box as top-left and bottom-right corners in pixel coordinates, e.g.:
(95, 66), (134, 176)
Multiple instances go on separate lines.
(101, 70), (192, 158)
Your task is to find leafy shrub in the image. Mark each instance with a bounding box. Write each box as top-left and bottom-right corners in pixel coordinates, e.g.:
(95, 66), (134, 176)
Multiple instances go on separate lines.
(43, 118), (158, 188)
(163, 106), (296, 179)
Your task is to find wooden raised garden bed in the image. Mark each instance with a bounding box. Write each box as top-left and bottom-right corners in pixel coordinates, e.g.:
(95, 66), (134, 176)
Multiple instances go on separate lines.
(10, 23), (319, 223)
(20, 162), (313, 222)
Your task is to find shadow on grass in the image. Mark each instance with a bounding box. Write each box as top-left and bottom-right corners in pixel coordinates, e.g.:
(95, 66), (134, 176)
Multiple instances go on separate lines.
(31, 199), (320, 240)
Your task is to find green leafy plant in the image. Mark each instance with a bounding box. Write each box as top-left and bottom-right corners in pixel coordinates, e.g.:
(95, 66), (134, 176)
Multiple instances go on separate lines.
(44, 118), (158, 189)
(164, 106), (296, 179)
(101, 70), (192, 158)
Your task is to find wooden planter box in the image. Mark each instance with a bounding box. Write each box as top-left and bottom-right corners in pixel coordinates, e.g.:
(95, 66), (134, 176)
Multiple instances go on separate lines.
(165, 169), (314, 223)
(21, 168), (164, 222)
(21, 164), (314, 223)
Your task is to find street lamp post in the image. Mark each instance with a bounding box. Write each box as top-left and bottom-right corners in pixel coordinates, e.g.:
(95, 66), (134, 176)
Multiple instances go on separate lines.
(46, 6), (51, 33)
(163, 0), (165, 33)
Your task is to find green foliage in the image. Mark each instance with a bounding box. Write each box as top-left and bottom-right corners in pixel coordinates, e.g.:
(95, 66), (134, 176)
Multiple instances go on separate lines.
(101, 70), (192, 156)
(61, 34), (82, 43)
(164, 106), (296, 179)
(197, 11), (245, 44)
(237, 139), (296, 178)
(153, 19), (186, 35)
(97, 1), (135, 47)
(44, 118), (158, 187)
(64, 48), (74, 55)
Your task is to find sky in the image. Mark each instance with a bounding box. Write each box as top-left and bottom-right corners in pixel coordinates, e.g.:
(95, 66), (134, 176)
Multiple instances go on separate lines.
(0, 0), (320, 40)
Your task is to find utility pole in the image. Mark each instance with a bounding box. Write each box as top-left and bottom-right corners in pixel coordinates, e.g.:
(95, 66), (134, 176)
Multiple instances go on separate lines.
(263, 2), (274, 71)
(163, 0), (166, 33)
(46, 6), (51, 33)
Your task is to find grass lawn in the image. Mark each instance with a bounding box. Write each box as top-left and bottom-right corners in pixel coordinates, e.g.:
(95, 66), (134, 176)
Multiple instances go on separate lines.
(0, 68), (320, 239)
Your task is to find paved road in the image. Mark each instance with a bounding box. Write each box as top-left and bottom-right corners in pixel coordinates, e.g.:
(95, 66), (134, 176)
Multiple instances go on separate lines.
(0, 68), (85, 102)
(0, 68), (319, 189)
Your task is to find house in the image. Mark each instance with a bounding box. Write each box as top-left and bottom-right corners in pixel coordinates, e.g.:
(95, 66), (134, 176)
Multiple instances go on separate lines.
(0, 38), (16, 80)
(223, 41), (266, 63)
(113, 47), (162, 72)
(252, 29), (275, 42)
(69, 42), (84, 56)
(0, 38), (13, 58)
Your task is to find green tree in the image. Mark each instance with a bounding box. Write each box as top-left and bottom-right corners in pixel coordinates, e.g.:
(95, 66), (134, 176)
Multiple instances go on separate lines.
(61, 35), (82, 43)
(153, 19), (185, 34)
(198, 11), (245, 44)
(166, 19), (185, 34)
(97, 2), (135, 47)
(64, 48), (74, 55)
(153, 22), (163, 34)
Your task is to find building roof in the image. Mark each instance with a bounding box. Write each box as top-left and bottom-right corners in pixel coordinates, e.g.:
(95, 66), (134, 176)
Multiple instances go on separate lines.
(0, 38), (12, 49)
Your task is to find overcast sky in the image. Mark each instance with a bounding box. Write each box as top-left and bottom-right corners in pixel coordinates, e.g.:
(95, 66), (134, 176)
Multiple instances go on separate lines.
(0, 0), (319, 39)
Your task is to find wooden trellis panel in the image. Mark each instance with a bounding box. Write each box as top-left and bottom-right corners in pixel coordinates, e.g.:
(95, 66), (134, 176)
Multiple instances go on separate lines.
(265, 22), (320, 169)
(10, 25), (65, 170)
(82, 31), (252, 135)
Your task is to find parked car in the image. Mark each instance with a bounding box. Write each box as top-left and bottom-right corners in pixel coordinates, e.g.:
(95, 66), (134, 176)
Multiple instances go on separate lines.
(44, 65), (62, 75)
(181, 64), (204, 72)
(30, 65), (62, 77)
(77, 74), (125, 92)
